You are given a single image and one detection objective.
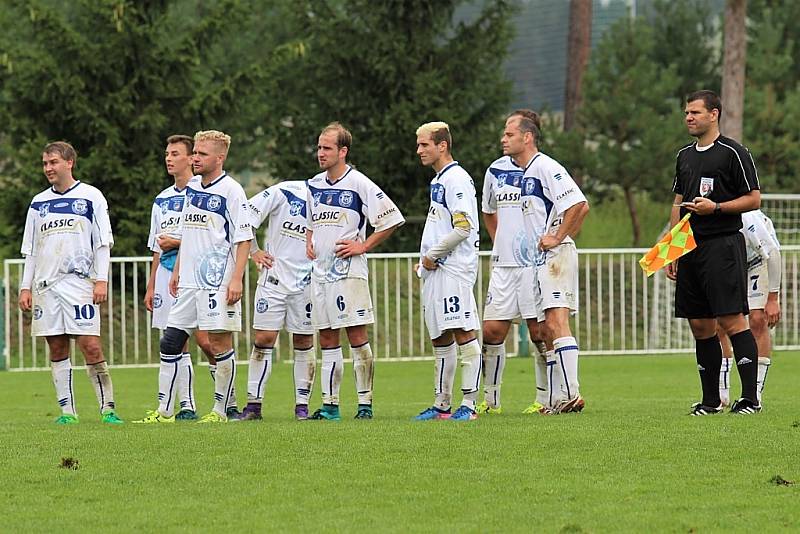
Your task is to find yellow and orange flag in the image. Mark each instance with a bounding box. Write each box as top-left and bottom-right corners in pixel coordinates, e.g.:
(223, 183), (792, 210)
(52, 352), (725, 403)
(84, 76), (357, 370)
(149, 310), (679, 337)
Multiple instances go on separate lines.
(639, 213), (696, 277)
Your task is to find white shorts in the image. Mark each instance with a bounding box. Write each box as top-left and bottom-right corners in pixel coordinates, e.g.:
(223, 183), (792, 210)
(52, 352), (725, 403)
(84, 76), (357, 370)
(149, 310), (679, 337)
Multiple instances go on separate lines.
(535, 242), (579, 316)
(311, 278), (374, 330)
(151, 264), (176, 330)
(747, 261), (769, 310)
(422, 269), (480, 340)
(32, 275), (100, 337)
(167, 287), (242, 333)
(253, 283), (314, 334)
(483, 266), (538, 321)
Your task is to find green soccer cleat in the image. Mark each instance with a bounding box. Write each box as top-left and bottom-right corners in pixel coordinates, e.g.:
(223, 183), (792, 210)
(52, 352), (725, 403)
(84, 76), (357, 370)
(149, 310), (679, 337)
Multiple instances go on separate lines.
(132, 410), (174, 424)
(55, 414), (79, 425)
(522, 401), (547, 415)
(175, 409), (198, 421)
(476, 401), (502, 415)
(101, 410), (124, 424)
(197, 411), (228, 423)
(309, 404), (341, 421)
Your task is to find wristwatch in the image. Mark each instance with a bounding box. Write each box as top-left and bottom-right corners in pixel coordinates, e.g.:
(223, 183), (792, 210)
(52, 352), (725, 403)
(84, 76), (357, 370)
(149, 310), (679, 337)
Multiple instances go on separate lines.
(714, 202), (721, 214)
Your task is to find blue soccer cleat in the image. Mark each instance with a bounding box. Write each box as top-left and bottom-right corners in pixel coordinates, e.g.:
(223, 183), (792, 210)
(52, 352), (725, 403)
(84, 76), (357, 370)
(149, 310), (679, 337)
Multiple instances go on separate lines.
(449, 405), (477, 421)
(414, 406), (451, 421)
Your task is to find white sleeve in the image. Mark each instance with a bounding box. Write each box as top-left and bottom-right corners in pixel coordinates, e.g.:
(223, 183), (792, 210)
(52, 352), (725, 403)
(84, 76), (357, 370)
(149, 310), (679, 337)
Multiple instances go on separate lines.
(20, 205), (36, 257)
(148, 201), (161, 253)
(94, 245), (111, 282)
(20, 255), (35, 291)
(547, 162), (586, 215)
(481, 169), (497, 214)
(425, 226), (470, 260)
(444, 174), (477, 230)
(229, 185), (254, 244)
(92, 194), (114, 249)
(364, 180), (404, 232)
(767, 248), (782, 293)
(248, 187), (279, 230)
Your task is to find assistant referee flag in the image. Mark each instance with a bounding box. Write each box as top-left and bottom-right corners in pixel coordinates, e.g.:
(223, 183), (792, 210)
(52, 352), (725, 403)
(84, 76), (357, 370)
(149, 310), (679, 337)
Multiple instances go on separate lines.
(639, 213), (696, 276)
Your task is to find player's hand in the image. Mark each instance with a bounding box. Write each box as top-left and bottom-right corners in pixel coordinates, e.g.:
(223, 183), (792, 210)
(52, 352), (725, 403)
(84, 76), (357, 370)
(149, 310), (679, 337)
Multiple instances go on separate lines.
(306, 241), (316, 260)
(666, 260), (678, 281)
(251, 250), (274, 270)
(421, 256), (438, 271)
(18, 289), (32, 312)
(686, 197), (715, 215)
(169, 273), (179, 298)
(765, 297), (781, 328)
(227, 279), (243, 305)
(144, 287), (154, 312)
(335, 239), (366, 258)
(93, 281), (108, 304)
(157, 234), (180, 251)
(539, 234), (562, 251)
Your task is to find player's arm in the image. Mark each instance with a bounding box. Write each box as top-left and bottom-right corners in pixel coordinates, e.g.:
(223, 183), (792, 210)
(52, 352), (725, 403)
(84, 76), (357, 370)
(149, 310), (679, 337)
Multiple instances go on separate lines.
(144, 251), (160, 312)
(666, 194), (683, 281)
(157, 235), (181, 251)
(169, 251), (181, 298)
(306, 228), (315, 260)
(422, 211), (471, 270)
(336, 222), (401, 259)
(250, 238), (273, 270)
(687, 189), (761, 216)
(483, 212), (498, 243)
(765, 248), (782, 327)
(93, 245), (111, 304)
(18, 255), (35, 312)
(227, 240), (251, 305)
(539, 201), (589, 250)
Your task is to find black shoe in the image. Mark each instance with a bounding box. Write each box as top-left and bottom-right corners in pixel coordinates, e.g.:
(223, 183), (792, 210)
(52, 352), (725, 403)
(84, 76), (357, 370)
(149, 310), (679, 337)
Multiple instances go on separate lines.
(226, 407), (243, 420)
(689, 402), (723, 416)
(730, 398), (762, 415)
(354, 404), (373, 419)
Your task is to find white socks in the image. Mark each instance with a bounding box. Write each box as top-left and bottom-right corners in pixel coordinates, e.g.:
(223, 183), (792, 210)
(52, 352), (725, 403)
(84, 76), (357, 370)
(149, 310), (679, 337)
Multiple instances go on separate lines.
(86, 361), (115, 413)
(51, 357), (76, 416)
(212, 351), (236, 416)
(459, 339), (482, 410)
(293, 347), (316, 406)
(247, 345), (273, 404)
(482, 342), (505, 408)
(320, 347), (343, 405)
(210, 363), (238, 410)
(433, 343), (457, 411)
(158, 354), (181, 417)
(351, 342), (374, 405)
(757, 357), (771, 404)
(177, 353), (195, 412)
(533, 341), (549, 405)
(719, 357), (732, 406)
(554, 336), (580, 400)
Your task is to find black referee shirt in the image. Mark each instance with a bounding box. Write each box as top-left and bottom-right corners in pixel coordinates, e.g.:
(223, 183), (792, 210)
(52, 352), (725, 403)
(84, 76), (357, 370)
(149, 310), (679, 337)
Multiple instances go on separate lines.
(672, 134), (759, 240)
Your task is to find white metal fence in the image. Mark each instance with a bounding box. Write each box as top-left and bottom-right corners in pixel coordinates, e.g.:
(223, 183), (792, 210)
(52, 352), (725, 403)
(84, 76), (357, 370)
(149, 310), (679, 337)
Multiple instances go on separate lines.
(4, 247), (799, 370)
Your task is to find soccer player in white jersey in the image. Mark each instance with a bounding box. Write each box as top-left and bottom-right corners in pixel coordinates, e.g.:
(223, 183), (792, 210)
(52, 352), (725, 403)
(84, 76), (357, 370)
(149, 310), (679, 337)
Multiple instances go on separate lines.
(305, 122), (405, 421)
(161, 130), (253, 423)
(718, 209), (781, 407)
(512, 110), (590, 414)
(239, 180), (316, 421)
(136, 135), (240, 423)
(412, 121), (483, 422)
(478, 110), (550, 416)
(18, 141), (122, 425)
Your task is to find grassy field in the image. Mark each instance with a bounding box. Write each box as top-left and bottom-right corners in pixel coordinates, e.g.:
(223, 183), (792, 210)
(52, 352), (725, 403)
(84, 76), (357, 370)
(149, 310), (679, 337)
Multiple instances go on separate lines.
(1, 354), (799, 533)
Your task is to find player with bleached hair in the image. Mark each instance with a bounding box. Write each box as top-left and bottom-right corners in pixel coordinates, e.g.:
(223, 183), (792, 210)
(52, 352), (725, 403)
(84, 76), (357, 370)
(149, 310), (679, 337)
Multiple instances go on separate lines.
(718, 209), (781, 407)
(305, 122), (405, 421)
(159, 130), (253, 423)
(512, 110), (590, 414)
(413, 121), (483, 422)
(478, 109), (550, 416)
(18, 141), (122, 424)
(239, 180), (316, 421)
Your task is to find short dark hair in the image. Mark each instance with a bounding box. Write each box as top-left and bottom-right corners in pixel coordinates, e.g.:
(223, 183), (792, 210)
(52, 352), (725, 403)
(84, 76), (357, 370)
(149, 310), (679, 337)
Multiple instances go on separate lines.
(166, 134), (194, 155)
(508, 109), (542, 146)
(43, 141), (77, 163)
(686, 90), (722, 118)
(321, 122), (352, 151)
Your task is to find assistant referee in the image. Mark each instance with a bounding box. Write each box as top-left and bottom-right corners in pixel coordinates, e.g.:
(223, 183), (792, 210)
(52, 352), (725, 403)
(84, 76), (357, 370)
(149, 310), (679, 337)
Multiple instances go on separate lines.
(666, 90), (762, 416)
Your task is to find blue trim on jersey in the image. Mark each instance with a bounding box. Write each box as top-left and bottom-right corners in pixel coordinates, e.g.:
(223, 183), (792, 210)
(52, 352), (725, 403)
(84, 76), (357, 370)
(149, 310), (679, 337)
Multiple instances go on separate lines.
(200, 172), (228, 189)
(30, 198), (95, 222)
(49, 180), (82, 196)
(153, 194), (186, 211)
(430, 183), (448, 208)
(325, 166), (353, 186)
(520, 175), (554, 221)
(308, 184), (366, 230)
(488, 167), (524, 190)
(280, 188), (307, 217)
(185, 187), (228, 215)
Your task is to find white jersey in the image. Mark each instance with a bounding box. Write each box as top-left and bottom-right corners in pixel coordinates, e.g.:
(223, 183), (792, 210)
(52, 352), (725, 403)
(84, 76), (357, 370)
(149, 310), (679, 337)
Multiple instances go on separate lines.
(176, 173), (253, 289)
(21, 181), (113, 292)
(306, 166), (404, 283)
(741, 209), (780, 266)
(420, 161), (480, 284)
(147, 185), (187, 271)
(249, 180), (312, 294)
(482, 156), (533, 267)
(520, 152), (586, 262)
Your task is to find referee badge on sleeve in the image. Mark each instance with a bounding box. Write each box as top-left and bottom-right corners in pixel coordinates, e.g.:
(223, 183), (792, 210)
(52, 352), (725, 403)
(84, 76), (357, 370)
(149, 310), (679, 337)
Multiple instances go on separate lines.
(700, 177), (714, 197)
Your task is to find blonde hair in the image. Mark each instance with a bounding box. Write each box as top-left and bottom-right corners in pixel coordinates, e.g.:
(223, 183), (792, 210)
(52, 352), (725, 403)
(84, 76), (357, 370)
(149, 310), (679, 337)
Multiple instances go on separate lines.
(194, 130), (231, 154)
(416, 121), (452, 152)
(320, 122), (352, 151)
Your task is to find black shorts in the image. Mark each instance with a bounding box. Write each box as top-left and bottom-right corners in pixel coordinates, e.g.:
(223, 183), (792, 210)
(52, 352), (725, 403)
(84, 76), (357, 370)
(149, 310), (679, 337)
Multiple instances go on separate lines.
(675, 232), (749, 319)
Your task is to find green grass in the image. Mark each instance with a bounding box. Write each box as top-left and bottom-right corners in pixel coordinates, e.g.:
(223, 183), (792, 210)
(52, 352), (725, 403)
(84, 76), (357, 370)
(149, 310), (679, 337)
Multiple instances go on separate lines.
(2, 354), (799, 532)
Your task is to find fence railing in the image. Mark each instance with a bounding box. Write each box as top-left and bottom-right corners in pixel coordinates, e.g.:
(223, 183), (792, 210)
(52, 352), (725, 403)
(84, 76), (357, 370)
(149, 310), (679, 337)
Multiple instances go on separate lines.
(4, 247), (800, 370)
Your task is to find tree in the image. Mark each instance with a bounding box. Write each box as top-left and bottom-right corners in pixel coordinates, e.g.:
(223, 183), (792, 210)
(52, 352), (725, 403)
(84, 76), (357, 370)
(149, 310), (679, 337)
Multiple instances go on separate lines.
(720, 0), (748, 141)
(564, 0), (592, 133)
